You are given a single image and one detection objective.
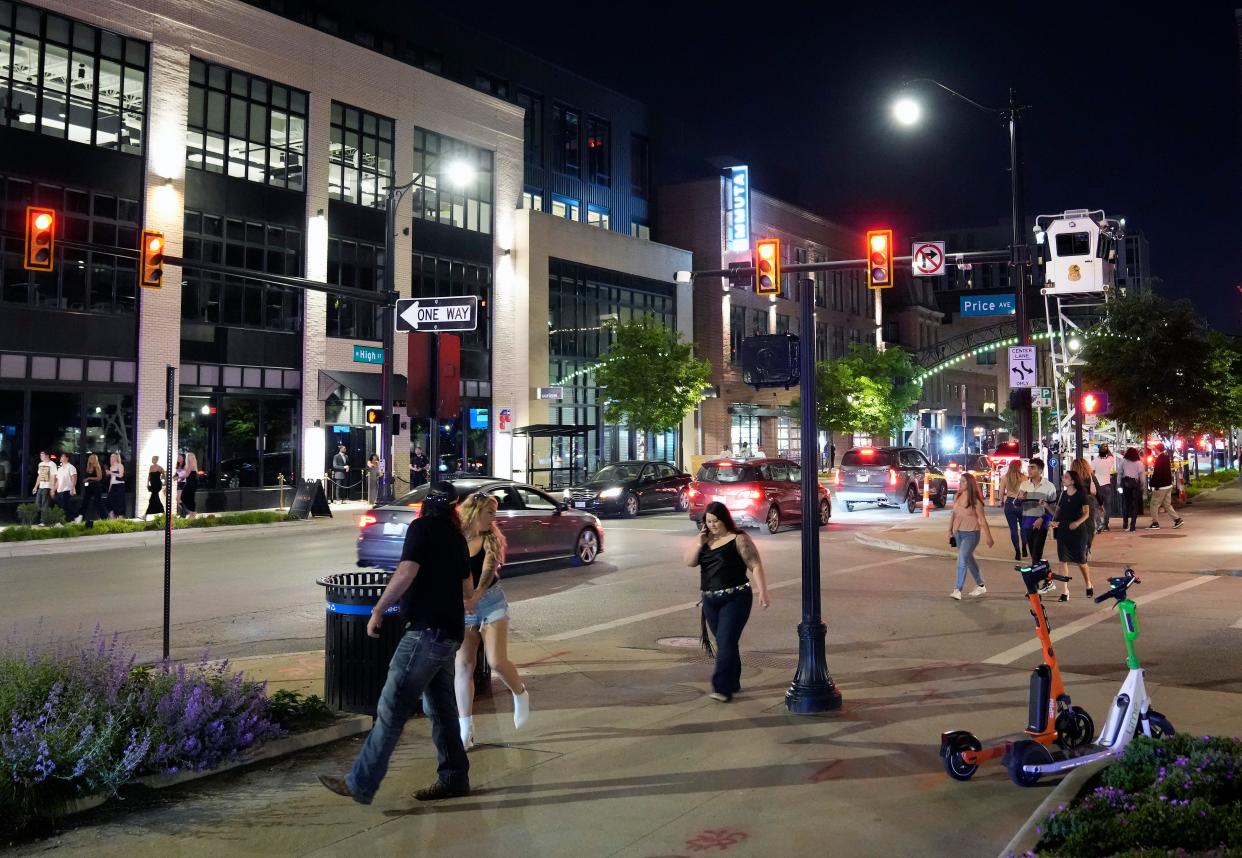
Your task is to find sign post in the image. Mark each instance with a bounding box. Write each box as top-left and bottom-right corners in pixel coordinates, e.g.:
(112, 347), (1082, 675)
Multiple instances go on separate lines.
(163, 365), (174, 662)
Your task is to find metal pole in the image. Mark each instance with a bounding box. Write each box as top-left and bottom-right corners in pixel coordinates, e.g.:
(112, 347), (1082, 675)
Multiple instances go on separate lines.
(1073, 368), (1084, 461)
(786, 262), (841, 714)
(163, 365), (175, 662)
(379, 192), (397, 504)
(428, 332), (439, 482)
(1009, 88), (1032, 459)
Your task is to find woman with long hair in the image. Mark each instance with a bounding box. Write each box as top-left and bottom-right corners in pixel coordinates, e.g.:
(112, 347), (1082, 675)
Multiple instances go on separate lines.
(144, 455), (166, 520)
(947, 472), (993, 600)
(1001, 460), (1027, 561)
(681, 502), (771, 702)
(182, 452), (200, 519)
(1118, 447), (1146, 531)
(453, 492), (528, 750)
(1070, 458), (1099, 558)
(105, 452), (125, 519)
(1052, 469), (1094, 601)
(81, 453), (106, 527)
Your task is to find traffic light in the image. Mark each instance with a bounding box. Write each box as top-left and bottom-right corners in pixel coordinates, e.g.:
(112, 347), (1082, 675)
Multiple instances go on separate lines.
(23, 206), (55, 272)
(866, 229), (893, 288)
(365, 407), (382, 425)
(140, 229), (164, 288)
(1078, 390), (1109, 416)
(754, 238), (780, 296)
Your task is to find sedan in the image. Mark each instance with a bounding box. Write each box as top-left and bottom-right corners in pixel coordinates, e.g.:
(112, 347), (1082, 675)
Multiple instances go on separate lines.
(942, 454), (993, 493)
(356, 477), (604, 571)
(562, 461), (692, 517)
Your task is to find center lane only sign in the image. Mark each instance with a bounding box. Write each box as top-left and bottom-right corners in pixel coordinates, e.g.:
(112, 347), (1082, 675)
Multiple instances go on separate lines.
(395, 295), (478, 332)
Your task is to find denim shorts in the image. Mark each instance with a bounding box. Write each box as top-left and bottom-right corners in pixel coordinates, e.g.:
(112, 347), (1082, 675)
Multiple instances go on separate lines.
(465, 585), (509, 629)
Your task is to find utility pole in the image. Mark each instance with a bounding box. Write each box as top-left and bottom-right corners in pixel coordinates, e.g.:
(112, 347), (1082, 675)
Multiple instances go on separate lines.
(1008, 87), (1032, 459)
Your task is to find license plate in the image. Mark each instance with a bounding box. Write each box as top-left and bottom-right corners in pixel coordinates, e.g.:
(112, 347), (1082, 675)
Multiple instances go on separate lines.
(856, 473), (869, 482)
(574, 501), (587, 509)
(382, 522), (405, 536)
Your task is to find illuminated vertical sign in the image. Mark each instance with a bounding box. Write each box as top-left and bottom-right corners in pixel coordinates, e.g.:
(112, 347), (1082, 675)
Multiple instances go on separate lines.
(727, 165), (750, 252)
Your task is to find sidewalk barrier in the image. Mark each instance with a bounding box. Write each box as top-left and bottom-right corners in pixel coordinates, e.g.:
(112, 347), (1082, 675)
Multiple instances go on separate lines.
(922, 475), (931, 518)
(990, 470), (1001, 507)
(317, 571), (402, 716)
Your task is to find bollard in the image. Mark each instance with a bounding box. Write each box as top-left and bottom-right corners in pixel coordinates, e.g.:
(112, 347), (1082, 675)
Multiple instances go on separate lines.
(922, 474), (932, 518)
(991, 469), (1001, 506)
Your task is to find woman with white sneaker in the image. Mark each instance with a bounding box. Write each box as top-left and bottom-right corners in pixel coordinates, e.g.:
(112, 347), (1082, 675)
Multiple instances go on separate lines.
(453, 492), (529, 749)
(948, 472), (993, 600)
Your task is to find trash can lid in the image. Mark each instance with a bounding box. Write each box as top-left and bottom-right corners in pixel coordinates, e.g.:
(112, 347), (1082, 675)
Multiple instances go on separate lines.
(318, 571), (392, 596)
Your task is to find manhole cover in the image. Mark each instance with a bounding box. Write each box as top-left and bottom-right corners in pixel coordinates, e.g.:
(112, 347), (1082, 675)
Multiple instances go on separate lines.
(657, 636), (702, 648)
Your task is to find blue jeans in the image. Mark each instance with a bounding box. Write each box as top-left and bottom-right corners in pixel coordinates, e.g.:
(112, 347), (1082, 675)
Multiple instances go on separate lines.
(703, 587), (753, 697)
(1003, 498), (1026, 556)
(347, 629), (468, 802)
(954, 529), (984, 590)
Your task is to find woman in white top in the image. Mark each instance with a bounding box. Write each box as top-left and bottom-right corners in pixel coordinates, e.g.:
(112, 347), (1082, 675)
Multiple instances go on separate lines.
(106, 452), (125, 519)
(1118, 448), (1146, 532)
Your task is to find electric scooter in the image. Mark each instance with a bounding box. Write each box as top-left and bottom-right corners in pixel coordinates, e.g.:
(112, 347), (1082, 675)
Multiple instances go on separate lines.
(940, 560), (1096, 781)
(1002, 567), (1176, 786)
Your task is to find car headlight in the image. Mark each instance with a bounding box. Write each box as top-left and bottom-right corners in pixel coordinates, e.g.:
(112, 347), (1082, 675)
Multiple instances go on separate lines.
(599, 487), (623, 499)
(562, 490), (572, 501)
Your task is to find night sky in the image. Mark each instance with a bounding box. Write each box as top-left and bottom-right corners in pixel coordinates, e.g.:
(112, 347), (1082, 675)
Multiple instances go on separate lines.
(447, 1), (1242, 333)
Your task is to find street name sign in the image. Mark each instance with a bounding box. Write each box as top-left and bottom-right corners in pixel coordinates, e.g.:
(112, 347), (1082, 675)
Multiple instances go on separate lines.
(352, 345), (384, 364)
(1032, 386), (1053, 408)
(960, 294), (1016, 317)
(395, 295), (478, 332)
(912, 241), (946, 276)
(1008, 346), (1037, 389)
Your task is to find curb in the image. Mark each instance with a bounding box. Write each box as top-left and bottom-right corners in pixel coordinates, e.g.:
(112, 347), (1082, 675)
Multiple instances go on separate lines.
(997, 757), (1111, 858)
(58, 714), (371, 817)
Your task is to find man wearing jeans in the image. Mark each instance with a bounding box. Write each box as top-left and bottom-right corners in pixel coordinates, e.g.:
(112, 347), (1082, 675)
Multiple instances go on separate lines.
(1018, 458), (1058, 573)
(319, 482), (473, 804)
(1091, 444), (1116, 532)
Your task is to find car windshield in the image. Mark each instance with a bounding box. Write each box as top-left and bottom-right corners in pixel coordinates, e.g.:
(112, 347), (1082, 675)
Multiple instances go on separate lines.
(841, 450), (892, 467)
(592, 464), (642, 482)
(696, 463), (760, 483)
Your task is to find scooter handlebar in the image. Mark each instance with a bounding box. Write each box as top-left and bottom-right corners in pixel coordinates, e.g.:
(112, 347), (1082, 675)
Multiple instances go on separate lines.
(1094, 568), (1141, 604)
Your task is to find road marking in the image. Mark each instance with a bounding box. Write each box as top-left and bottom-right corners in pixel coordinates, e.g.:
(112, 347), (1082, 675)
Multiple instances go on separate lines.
(541, 554), (918, 642)
(984, 576), (1218, 665)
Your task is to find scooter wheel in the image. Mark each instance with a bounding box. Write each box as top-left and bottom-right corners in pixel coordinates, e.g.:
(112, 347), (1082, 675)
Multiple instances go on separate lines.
(1056, 706), (1095, 750)
(1008, 740), (1052, 787)
(943, 733), (982, 781)
(1147, 710), (1176, 738)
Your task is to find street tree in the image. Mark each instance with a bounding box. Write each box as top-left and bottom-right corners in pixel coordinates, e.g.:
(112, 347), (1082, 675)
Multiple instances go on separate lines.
(795, 344), (921, 440)
(594, 316), (713, 440)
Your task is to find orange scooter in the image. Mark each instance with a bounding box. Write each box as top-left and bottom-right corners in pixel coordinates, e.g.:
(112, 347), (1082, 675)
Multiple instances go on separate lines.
(939, 560), (1095, 780)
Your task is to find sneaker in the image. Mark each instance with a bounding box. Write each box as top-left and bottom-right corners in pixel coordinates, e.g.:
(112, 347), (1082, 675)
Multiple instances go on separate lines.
(1129, 525), (1136, 532)
(1147, 522), (1160, 529)
(1086, 588), (1094, 598)
(318, 774), (371, 805)
(949, 589), (962, 601)
(968, 586), (987, 597)
(709, 691), (732, 702)
(1173, 518), (1184, 529)
(1058, 593), (1069, 602)
(413, 780), (470, 802)
(1037, 580), (1057, 595)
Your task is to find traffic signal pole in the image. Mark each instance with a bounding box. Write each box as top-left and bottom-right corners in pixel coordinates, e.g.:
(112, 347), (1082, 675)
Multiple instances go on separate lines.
(380, 190), (398, 504)
(1008, 88), (1033, 460)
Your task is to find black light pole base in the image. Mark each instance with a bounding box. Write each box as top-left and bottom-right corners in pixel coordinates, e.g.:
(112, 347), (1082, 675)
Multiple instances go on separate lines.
(785, 619), (842, 713)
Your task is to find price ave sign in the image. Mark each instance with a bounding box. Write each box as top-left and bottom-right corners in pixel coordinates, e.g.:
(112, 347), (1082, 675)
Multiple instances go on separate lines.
(395, 295), (478, 332)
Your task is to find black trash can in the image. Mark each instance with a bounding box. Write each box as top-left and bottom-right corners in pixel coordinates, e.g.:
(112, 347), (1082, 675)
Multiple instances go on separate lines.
(318, 571), (403, 716)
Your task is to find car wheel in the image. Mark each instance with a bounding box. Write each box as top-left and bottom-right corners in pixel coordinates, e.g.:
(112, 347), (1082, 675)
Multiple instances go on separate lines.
(766, 506), (781, 534)
(906, 485), (920, 514)
(933, 484), (948, 509)
(845, 501), (855, 513)
(623, 492), (640, 518)
(818, 498), (831, 526)
(575, 528), (599, 565)
(675, 489), (690, 512)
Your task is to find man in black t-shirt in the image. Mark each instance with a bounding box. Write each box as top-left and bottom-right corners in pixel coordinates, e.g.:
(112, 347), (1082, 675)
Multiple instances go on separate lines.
(319, 482), (474, 804)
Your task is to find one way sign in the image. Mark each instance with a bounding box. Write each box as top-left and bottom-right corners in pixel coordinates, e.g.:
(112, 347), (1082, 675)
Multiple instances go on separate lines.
(395, 295), (478, 332)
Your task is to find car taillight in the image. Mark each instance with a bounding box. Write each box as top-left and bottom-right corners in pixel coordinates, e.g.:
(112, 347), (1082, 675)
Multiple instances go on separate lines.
(889, 468), (898, 487)
(737, 489), (762, 500)
(688, 487), (700, 499)
(359, 513), (378, 528)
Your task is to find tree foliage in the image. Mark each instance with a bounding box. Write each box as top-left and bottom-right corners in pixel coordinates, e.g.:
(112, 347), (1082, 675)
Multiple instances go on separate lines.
(593, 317), (713, 434)
(794, 344), (921, 438)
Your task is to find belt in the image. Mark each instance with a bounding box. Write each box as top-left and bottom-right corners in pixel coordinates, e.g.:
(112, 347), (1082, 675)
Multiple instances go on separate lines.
(702, 582), (751, 598)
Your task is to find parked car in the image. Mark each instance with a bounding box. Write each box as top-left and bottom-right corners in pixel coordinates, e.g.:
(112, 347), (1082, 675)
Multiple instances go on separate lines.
(356, 477), (603, 571)
(562, 461), (692, 517)
(832, 447), (947, 513)
(942, 453), (993, 493)
(988, 440), (1027, 475)
(686, 458), (831, 533)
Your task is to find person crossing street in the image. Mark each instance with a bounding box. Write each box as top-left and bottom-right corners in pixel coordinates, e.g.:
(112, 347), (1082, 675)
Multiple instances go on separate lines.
(1147, 445), (1184, 530)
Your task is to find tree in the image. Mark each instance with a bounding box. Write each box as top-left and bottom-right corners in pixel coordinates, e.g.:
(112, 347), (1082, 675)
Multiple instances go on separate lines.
(593, 317), (713, 436)
(794, 344), (921, 439)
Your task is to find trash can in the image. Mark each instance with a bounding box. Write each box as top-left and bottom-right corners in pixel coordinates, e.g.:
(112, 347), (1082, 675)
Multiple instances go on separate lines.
(318, 571), (403, 716)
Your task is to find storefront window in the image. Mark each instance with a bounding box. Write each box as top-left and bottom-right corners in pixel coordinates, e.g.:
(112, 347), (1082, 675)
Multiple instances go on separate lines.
(262, 398), (295, 486)
(178, 394), (215, 486)
(0, 390), (23, 499)
(83, 391), (134, 475)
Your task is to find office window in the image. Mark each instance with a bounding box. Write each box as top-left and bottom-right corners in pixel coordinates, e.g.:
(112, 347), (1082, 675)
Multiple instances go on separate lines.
(522, 190), (543, 211)
(181, 209), (302, 332)
(587, 205), (609, 229)
(328, 102), (393, 208)
(515, 88), (542, 166)
(326, 237), (384, 340)
(631, 134), (650, 199)
(729, 303), (746, 366)
(187, 58), (307, 190)
(552, 103), (580, 177)
(0, 175), (138, 313)
(976, 349), (998, 366)
(586, 115), (610, 186)
(412, 253), (492, 380)
(412, 128), (494, 234)
(816, 322), (829, 361)
(776, 313), (791, 334)
(630, 221), (650, 240)
(474, 71), (507, 99)
(0, 3), (148, 154)
(551, 195), (579, 222)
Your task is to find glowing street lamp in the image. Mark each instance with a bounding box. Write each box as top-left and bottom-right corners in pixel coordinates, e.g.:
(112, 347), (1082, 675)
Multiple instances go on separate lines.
(892, 96), (921, 126)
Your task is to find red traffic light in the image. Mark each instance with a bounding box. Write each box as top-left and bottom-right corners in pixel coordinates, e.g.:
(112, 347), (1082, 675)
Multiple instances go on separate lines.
(140, 229), (165, 288)
(33, 212), (52, 231)
(865, 229), (892, 288)
(1078, 390), (1109, 416)
(754, 238), (781, 296)
(23, 206), (56, 272)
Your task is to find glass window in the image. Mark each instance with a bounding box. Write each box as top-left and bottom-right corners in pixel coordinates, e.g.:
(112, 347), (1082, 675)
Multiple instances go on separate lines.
(1055, 232), (1091, 256)
(630, 221), (650, 240)
(0, 3), (148, 154)
(329, 101), (394, 208)
(517, 486), (556, 510)
(552, 103), (579, 177)
(586, 205), (609, 229)
(551, 195), (579, 222)
(522, 190), (543, 211)
(412, 128), (493, 235)
(729, 303), (746, 366)
(515, 88), (542, 166)
(327, 236), (384, 340)
(474, 71), (507, 99)
(187, 58), (307, 190)
(585, 115), (609, 186)
(411, 253), (491, 381)
(0, 389), (24, 499)
(631, 135), (650, 199)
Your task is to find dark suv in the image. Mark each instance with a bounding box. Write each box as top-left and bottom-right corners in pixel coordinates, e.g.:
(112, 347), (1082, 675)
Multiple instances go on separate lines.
(832, 447), (947, 513)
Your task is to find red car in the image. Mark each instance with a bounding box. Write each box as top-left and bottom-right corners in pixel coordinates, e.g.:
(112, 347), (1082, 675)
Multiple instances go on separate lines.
(687, 457), (831, 533)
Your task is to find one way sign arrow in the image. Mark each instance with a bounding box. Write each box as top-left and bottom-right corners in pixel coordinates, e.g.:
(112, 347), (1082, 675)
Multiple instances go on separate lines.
(395, 295), (478, 333)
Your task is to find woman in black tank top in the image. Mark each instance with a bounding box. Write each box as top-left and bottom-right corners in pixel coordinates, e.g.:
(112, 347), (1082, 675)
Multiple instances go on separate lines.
(682, 502), (772, 702)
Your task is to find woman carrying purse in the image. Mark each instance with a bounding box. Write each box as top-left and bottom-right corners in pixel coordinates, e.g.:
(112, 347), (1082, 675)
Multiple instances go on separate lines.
(947, 472), (992, 600)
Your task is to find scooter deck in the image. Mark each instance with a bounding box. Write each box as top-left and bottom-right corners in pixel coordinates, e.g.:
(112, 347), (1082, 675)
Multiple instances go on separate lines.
(958, 728), (1062, 767)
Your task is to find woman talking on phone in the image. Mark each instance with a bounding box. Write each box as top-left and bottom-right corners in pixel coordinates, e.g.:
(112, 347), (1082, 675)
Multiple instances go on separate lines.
(681, 502), (771, 702)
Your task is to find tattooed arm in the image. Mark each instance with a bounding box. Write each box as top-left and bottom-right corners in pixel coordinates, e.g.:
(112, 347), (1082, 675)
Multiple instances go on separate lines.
(734, 532), (771, 609)
(467, 536), (501, 609)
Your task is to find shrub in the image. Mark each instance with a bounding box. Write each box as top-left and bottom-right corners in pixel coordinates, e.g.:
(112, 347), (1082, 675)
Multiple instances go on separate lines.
(41, 506), (66, 527)
(16, 504), (40, 526)
(267, 689), (334, 733)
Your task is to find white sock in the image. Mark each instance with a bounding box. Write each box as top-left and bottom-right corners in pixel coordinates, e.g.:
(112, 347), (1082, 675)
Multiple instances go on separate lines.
(458, 715), (473, 746)
(513, 687), (530, 730)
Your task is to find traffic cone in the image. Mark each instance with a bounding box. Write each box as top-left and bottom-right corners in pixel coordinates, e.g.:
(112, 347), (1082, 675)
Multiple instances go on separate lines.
(922, 475), (932, 518)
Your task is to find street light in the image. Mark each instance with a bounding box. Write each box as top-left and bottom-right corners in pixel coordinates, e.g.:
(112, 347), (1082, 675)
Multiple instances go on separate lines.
(892, 78), (1032, 457)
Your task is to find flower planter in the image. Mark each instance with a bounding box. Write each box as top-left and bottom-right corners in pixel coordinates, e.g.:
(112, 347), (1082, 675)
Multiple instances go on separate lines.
(999, 758), (1111, 858)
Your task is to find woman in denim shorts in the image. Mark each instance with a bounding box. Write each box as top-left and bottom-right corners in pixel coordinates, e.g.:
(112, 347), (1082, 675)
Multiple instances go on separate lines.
(453, 493), (530, 749)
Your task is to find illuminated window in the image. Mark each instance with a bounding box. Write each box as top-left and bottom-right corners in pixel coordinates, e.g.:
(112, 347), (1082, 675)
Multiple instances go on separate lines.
(329, 102), (393, 208)
(586, 205), (609, 229)
(630, 221), (650, 240)
(522, 190), (543, 211)
(585, 115), (609, 186)
(412, 128), (493, 234)
(551, 195), (579, 222)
